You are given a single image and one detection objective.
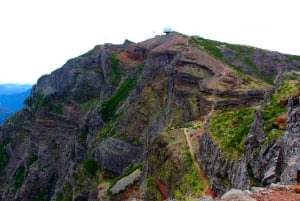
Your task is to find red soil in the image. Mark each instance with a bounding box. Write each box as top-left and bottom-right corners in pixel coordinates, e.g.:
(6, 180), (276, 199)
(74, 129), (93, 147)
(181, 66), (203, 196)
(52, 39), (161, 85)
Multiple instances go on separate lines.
(154, 177), (168, 200)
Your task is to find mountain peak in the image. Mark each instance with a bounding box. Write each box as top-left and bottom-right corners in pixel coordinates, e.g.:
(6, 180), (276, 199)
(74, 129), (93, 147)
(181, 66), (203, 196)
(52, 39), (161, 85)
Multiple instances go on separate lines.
(0, 33), (299, 200)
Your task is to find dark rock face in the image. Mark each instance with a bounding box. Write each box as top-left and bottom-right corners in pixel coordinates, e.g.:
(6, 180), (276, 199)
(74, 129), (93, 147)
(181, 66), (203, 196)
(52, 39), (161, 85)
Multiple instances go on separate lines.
(279, 95), (300, 184)
(80, 109), (105, 149)
(93, 137), (143, 174)
(198, 132), (250, 195)
(33, 66), (103, 101)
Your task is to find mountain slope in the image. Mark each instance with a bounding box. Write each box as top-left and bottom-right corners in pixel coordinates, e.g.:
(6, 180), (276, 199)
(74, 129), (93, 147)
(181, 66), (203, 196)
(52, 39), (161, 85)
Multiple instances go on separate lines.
(0, 32), (299, 201)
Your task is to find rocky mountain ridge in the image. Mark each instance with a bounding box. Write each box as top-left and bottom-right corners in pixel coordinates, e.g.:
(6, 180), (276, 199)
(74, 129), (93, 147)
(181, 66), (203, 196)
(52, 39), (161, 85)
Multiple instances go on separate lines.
(0, 32), (299, 201)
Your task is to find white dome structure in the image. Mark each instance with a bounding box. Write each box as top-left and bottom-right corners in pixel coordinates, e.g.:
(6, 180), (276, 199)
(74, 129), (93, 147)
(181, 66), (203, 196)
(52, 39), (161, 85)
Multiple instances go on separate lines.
(163, 26), (172, 34)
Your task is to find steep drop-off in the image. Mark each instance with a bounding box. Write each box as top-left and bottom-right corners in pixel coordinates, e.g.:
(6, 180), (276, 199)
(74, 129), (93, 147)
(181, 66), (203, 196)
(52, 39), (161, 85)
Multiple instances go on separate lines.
(0, 32), (299, 200)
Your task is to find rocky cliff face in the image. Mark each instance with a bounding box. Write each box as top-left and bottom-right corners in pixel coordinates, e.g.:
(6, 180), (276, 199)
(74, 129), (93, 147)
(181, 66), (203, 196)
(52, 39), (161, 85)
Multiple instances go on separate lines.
(0, 32), (299, 200)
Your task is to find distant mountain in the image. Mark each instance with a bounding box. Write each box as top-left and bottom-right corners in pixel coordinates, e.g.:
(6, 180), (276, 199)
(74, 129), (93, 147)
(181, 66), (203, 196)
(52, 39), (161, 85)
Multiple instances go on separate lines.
(0, 85), (32, 124)
(0, 84), (32, 95)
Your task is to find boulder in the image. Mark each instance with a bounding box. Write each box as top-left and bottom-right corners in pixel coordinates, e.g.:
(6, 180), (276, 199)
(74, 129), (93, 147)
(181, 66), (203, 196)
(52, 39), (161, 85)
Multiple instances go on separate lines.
(93, 138), (143, 174)
(221, 189), (256, 201)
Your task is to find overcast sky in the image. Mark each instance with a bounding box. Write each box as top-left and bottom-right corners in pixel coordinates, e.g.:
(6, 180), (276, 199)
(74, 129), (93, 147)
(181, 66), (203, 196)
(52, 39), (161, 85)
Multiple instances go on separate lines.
(0, 0), (299, 84)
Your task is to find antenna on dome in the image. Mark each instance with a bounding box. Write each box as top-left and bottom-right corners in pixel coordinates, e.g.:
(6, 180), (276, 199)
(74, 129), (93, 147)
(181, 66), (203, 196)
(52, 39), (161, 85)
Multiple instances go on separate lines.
(163, 26), (172, 35)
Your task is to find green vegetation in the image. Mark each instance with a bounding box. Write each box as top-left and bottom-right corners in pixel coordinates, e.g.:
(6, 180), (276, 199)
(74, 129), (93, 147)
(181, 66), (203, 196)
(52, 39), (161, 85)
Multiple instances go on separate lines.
(190, 37), (224, 59)
(190, 36), (274, 84)
(13, 165), (25, 188)
(220, 177), (231, 189)
(55, 182), (73, 201)
(263, 79), (299, 143)
(177, 65), (210, 79)
(31, 189), (49, 201)
(100, 77), (136, 122)
(145, 177), (161, 201)
(234, 70), (270, 89)
(79, 98), (100, 112)
(77, 127), (89, 147)
(100, 63), (144, 122)
(73, 83), (98, 103)
(292, 55), (300, 63)
(0, 138), (11, 176)
(94, 121), (116, 147)
(146, 130), (204, 200)
(73, 159), (102, 195)
(82, 159), (101, 176)
(226, 43), (254, 58)
(109, 55), (122, 87)
(25, 92), (65, 114)
(51, 104), (63, 115)
(28, 154), (38, 166)
(209, 107), (255, 158)
(25, 92), (48, 112)
(174, 153), (204, 200)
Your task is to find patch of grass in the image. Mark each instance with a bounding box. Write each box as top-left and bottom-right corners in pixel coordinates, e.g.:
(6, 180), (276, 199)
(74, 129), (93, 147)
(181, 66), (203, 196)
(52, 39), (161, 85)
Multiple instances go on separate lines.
(209, 107), (255, 158)
(145, 177), (161, 201)
(190, 37), (224, 59)
(82, 159), (102, 176)
(263, 79), (299, 144)
(244, 57), (254, 67)
(100, 62), (144, 122)
(31, 189), (49, 201)
(292, 55), (300, 62)
(94, 121), (115, 143)
(220, 177), (231, 188)
(234, 70), (270, 89)
(73, 83), (99, 103)
(226, 43), (254, 57)
(109, 55), (122, 87)
(55, 182), (73, 201)
(28, 154), (38, 166)
(147, 130), (204, 200)
(190, 36), (274, 84)
(177, 120), (201, 129)
(73, 159), (102, 195)
(247, 163), (261, 186)
(177, 65), (210, 79)
(55, 193), (64, 201)
(100, 77), (136, 122)
(51, 104), (63, 115)
(79, 98), (100, 112)
(13, 165), (25, 188)
(25, 92), (49, 112)
(174, 153), (204, 200)
(77, 127), (89, 147)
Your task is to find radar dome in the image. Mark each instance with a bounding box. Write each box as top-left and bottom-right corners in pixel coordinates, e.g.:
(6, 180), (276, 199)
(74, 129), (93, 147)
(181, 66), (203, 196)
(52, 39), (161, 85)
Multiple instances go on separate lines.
(163, 26), (172, 34)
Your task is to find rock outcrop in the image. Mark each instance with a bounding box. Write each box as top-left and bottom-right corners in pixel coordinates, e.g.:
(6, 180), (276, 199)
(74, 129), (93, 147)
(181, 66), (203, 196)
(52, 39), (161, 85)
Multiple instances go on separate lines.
(93, 137), (143, 174)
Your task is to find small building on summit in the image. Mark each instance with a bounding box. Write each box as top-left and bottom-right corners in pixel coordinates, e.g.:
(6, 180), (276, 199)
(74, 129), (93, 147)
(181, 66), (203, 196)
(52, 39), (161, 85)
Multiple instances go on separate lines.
(163, 26), (172, 34)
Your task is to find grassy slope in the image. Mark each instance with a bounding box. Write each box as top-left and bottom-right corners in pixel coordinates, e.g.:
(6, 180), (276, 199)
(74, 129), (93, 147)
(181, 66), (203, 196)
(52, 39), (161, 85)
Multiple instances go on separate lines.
(209, 107), (255, 159)
(263, 79), (299, 144)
